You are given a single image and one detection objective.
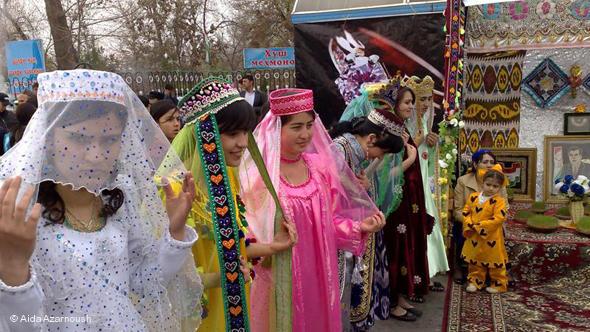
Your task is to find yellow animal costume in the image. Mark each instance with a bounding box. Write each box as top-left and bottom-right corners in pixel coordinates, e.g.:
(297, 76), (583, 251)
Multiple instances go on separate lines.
(460, 192), (508, 292)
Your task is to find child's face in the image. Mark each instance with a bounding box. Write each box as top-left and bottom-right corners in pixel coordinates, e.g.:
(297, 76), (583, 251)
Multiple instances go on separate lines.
(482, 178), (501, 196)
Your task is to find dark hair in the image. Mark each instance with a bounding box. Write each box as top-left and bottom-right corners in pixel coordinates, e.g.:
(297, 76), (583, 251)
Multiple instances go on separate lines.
(164, 84), (175, 90)
(483, 169), (505, 185)
(11, 102), (36, 144)
(138, 95), (149, 107)
(568, 146), (582, 154)
(150, 100), (177, 122)
(25, 95), (38, 108)
(216, 100), (257, 133)
(472, 150), (496, 169)
(330, 117), (403, 153)
(280, 110), (316, 126)
(38, 181), (124, 224)
(243, 74), (254, 82)
(32, 82), (39, 89)
(22, 90), (35, 98)
(394, 87), (416, 111)
(259, 101), (270, 122)
(148, 91), (165, 100)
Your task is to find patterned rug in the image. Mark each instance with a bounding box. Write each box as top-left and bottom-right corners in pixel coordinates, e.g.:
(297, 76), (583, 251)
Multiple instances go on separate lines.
(460, 51), (526, 157)
(522, 58), (570, 108)
(444, 220), (590, 331)
(465, 0), (590, 51)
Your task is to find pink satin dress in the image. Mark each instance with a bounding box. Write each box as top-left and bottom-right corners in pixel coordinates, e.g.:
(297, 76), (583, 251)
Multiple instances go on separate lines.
(250, 153), (367, 332)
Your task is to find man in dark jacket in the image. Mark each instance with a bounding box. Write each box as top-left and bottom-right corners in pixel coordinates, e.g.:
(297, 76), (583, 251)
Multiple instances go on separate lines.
(0, 93), (18, 155)
(239, 74), (267, 120)
(164, 84), (179, 105)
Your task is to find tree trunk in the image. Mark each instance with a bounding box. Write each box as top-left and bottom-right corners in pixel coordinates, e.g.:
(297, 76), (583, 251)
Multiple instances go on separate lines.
(44, 0), (78, 69)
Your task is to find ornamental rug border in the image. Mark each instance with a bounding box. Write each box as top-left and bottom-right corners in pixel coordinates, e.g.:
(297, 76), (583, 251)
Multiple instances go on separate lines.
(460, 126), (520, 156)
(462, 119), (521, 130)
(445, 262), (590, 331)
(466, 0), (590, 52)
(463, 100), (520, 123)
(445, 280), (505, 332)
(465, 51), (526, 101)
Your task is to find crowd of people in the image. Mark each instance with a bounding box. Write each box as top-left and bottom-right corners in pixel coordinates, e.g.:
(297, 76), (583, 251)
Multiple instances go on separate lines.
(0, 69), (509, 332)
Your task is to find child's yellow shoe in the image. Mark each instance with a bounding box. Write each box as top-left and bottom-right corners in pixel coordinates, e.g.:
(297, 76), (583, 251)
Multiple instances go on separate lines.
(466, 284), (477, 293)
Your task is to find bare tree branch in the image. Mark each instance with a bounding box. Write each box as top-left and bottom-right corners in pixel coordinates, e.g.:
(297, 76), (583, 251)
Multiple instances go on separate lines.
(45, 0), (79, 69)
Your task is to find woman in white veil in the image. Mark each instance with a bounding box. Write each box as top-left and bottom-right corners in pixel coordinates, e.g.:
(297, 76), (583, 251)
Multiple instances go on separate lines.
(0, 69), (202, 331)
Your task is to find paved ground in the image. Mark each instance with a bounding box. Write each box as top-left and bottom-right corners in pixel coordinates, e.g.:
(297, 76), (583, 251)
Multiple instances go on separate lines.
(374, 274), (448, 332)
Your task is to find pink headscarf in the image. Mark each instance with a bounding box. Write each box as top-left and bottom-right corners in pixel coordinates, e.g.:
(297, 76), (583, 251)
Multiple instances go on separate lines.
(239, 88), (378, 243)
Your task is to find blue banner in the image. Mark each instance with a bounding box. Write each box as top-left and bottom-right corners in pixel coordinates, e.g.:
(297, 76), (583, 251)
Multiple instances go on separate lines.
(243, 47), (295, 70)
(5, 39), (45, 95)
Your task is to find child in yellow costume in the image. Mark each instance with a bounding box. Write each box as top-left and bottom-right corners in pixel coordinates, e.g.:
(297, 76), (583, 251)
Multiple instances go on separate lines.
(461, 166), (509, 294)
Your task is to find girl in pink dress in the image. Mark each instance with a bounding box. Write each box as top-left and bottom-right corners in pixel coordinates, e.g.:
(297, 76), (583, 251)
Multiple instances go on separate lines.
(240, 88), (385, 331)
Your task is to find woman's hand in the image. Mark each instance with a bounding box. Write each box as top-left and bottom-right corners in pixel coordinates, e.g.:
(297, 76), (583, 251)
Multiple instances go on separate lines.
(426, 132), (439, 147)
(163, 172), (196, 241)
(360, 211), (386, 233)
(239, 256), (252, 282)
(402, 131), (410, 145)
(0, 177), (42, 286)
(269, 219), (298, 254)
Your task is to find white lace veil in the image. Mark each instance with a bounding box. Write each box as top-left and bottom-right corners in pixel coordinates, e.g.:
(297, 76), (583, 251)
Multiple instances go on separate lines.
(0, 69), (202, 331)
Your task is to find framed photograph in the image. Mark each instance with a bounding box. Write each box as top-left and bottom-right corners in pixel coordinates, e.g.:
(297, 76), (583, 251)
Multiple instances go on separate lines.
(564, 113), (590, 135)
(491, 148), (537, 202)
(544, 135), (590, 203)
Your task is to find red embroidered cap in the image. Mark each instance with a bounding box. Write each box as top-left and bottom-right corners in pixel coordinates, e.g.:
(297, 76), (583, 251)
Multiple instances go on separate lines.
(269, 88), (314, 116)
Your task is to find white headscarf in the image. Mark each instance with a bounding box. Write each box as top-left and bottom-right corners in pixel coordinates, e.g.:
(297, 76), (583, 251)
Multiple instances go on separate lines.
(0, 69), (202, 331)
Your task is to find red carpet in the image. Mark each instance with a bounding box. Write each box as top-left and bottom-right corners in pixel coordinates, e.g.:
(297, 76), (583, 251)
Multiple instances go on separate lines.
(444, 267), (590, 331)
(444, 220), (590, 331)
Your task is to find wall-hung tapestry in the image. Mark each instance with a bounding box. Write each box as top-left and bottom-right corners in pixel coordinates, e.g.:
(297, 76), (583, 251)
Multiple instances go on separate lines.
(466, 0), (590, 52)
(522, 58), (570, 108)
(519, 48), (590, 200)
(460, 51), (526, 157)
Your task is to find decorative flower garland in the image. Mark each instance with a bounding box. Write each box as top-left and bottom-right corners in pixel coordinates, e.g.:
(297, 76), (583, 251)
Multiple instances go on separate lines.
(438, 0), (466, 231)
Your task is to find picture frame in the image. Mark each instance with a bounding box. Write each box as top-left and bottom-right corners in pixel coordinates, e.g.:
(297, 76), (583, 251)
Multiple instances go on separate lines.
(564, 113), (590, 135)
(490, 148), (537, 202)
(544, 135), (590, 203)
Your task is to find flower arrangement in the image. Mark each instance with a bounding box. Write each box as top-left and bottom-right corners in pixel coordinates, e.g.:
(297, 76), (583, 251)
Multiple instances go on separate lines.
(554, 175), (589, 224)
(438, 113), (464, 181)
(554, 175), (590, 201)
